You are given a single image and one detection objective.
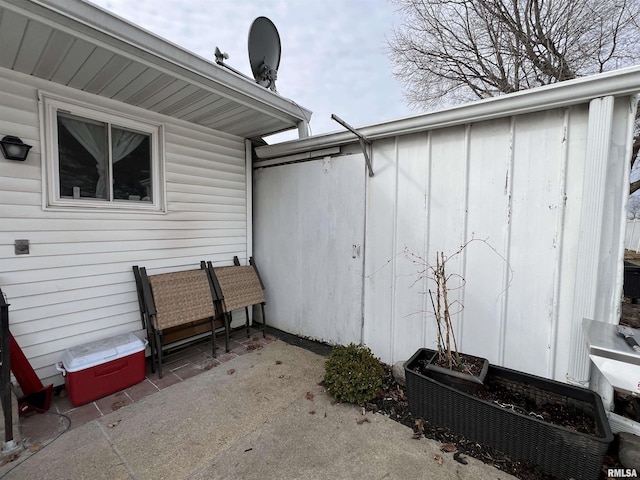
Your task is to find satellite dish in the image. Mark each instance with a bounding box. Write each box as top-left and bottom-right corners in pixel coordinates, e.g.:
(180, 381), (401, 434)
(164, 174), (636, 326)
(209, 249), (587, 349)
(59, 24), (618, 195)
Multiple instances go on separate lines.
(248, 17), (281, 92)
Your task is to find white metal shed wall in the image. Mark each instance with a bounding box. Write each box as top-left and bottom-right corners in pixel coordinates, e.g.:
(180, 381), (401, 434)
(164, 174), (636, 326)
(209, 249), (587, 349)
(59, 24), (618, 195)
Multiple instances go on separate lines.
(254, 88), (636, 389)
(363, 99), (631, 384)
(0, 67), (249, 385)
(625, 220), (640, 251)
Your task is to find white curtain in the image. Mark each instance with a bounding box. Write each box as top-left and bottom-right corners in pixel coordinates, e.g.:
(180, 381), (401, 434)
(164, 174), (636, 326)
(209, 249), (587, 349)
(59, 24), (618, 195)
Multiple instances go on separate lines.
(59, 117), (146, 198)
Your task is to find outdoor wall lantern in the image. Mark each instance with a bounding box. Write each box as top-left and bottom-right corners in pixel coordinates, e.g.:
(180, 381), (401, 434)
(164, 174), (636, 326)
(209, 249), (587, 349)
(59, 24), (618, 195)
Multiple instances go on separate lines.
(0, 136), (32, 161)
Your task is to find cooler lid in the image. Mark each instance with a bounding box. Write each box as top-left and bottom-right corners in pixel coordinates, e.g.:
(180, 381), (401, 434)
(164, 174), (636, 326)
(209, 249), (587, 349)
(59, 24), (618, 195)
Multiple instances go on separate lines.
(61, 332), (146, 373)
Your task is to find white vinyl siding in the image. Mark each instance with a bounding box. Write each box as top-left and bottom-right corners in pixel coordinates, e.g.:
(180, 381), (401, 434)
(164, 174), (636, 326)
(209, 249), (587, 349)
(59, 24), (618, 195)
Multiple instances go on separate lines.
(0, 67), (248, 385)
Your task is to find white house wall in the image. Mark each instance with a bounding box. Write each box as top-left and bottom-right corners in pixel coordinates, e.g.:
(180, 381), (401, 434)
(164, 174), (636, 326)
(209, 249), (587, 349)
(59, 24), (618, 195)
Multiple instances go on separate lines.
(0, 67), (249, 385)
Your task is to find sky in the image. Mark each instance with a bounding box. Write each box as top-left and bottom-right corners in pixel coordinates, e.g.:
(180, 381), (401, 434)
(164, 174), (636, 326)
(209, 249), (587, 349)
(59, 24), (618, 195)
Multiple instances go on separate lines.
(89, 0), (417, 142)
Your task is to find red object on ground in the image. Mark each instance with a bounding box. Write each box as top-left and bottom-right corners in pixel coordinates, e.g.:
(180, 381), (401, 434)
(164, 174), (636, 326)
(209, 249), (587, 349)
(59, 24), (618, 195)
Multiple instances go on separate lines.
(64, 352), (145, 406)
(9, 331), (53, 413)
(59, 333), (146, 406)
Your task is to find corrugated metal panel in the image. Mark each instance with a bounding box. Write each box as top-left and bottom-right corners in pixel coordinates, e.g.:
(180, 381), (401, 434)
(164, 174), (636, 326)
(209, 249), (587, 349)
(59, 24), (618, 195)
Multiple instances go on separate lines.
(361, 106), (599, 379)
(254, 96), (634, 389)
(0, 69), (249, 384)
(253, 155), (366, 345)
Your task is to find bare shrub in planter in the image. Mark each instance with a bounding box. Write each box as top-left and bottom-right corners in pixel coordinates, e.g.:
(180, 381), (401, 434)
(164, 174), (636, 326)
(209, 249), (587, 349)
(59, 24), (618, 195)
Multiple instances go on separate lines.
(405, 348), (613, 480)
(404, 239), (612, 479)
(405, 238), (507, 382)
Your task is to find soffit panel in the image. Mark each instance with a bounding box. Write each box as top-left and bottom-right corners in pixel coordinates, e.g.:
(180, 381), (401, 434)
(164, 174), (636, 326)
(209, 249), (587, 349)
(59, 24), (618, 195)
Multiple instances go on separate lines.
(0, 2), (309, 139)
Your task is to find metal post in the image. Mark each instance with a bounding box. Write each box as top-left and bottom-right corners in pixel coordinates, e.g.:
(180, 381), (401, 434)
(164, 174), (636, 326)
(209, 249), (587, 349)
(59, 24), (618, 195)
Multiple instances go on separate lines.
(330, 114), (374, 177)
(0, 289), (18, 454)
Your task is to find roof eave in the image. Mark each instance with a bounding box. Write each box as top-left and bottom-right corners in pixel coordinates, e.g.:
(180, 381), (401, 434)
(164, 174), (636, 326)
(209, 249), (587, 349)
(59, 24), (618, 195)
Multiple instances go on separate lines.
(2, 0), (312, 138)
(256, 65), (640, 159)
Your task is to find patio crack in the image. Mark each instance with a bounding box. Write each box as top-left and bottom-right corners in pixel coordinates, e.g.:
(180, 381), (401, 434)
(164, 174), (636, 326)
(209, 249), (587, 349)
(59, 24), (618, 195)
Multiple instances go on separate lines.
(97, 421), (139, 479)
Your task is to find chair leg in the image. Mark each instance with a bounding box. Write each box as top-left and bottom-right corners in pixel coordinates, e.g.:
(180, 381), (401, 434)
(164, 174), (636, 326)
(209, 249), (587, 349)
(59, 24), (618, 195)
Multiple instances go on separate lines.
(225, 313), (231, 352)
(148, 333), (157, 374)
(261, 303), (266, 338)
(146, 323), (156, 374)
(245, 306), (250, 338)
(154, 330), (164, 378)
(210, 317), (217, 358)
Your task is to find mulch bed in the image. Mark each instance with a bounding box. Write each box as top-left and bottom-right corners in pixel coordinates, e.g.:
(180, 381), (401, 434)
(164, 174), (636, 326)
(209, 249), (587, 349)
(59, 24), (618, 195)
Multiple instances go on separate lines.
(364, 364), (623, 480)
(473, 374), (596, 435)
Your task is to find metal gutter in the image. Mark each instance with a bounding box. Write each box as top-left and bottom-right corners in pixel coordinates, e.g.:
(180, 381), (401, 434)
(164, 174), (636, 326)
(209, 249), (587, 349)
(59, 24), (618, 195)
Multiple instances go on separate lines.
(3, 0), (312, 127)
(256, 65), (640, 159)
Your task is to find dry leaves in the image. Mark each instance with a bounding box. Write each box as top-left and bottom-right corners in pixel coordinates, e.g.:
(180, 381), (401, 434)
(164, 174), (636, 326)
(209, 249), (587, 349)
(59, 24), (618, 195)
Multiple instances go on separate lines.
(439, 443), (468, 465)
(412, 418), (424, 439)
(227, 368), (235, 375)
(1, 453), (18, 466)
(28, 443), (43, 453)
(305, 392), (314, 401)
(453, 451), (468, 465)
(433, 453), (443, 465)
(356, 417), (370, 425)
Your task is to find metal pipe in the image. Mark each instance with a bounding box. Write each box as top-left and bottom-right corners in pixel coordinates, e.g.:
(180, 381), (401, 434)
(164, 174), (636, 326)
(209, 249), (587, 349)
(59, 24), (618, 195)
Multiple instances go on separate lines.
(330, 114), (374, 177)
(0, 289), (16, 453)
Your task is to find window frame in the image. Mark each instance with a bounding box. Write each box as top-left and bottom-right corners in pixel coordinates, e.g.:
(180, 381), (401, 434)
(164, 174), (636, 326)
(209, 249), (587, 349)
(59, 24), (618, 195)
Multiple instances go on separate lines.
(41, 93), (166, 213)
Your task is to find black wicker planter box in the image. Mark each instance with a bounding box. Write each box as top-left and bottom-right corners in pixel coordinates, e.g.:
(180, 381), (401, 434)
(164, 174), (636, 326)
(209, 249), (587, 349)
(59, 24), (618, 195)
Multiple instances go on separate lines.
(405, 348), (613, 480)
(624, 261), (640, 300)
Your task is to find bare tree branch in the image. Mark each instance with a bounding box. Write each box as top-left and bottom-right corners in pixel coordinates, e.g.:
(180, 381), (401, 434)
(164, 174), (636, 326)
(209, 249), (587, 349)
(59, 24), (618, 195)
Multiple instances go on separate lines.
(389, 0), (640, 107)
(388, 0), (640, 204)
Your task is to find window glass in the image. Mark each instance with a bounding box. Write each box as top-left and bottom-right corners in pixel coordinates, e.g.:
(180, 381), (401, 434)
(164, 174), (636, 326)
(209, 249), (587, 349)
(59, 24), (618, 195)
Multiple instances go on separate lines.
(112, 126), (152, 202)
(56, 114), (153, 203)
(57, 114), (107, 200)
(42, 94), (163, 212)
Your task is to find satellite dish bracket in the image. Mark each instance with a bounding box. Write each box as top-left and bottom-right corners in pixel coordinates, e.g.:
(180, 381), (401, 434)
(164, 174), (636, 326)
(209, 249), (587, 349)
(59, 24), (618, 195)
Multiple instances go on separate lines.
(214, 47), (229, 65)
(257, 59), (278, 91)
(331, 114), (374, 177)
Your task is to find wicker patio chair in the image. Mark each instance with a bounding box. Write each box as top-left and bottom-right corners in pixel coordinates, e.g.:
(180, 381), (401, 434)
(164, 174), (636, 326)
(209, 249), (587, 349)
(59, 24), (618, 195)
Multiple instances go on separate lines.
(134, 263), (228, 378)
(209, 257), (266, 339)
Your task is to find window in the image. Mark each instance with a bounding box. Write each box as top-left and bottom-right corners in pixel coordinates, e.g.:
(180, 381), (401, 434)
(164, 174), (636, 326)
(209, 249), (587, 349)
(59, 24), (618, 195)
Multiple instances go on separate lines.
(42, 94), (164, 211)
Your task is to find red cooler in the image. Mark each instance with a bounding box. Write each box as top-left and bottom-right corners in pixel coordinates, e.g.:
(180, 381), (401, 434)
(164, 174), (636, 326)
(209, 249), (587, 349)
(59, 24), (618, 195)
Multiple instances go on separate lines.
(57, 333), (147, 406)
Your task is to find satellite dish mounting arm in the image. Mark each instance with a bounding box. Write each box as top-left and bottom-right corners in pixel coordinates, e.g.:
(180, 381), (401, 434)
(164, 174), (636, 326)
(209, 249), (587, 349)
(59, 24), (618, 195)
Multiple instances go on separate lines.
(257, 57), (278, 92)
(331, 114), (374, 177)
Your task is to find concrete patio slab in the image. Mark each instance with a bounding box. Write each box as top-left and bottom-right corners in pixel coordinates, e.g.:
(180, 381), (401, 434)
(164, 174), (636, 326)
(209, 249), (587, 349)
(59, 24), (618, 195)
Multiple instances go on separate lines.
(0, 341), (515, 480)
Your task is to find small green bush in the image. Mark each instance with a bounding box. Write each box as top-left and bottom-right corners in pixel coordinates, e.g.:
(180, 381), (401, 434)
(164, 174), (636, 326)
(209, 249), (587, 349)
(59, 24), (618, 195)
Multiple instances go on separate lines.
(324, 343), (385, 405)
